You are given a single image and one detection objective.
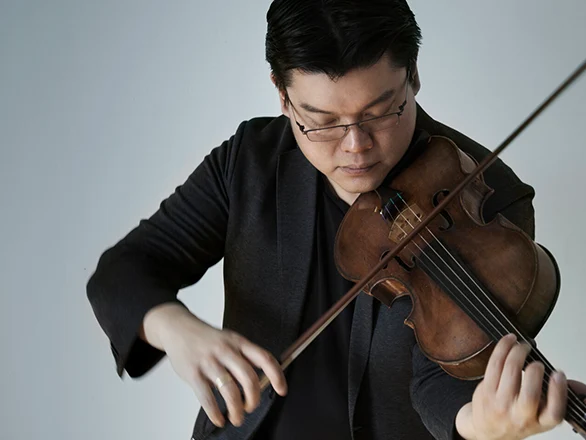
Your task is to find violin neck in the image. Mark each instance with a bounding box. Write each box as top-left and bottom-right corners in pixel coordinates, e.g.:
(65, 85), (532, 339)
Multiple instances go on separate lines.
(527, 345), (586, 436)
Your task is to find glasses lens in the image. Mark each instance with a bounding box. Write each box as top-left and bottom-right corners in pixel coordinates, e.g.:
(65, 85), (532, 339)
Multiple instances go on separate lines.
(306, 127), (347, 142)
(360, 113), (400, 134)
(304, 113), (401, 142)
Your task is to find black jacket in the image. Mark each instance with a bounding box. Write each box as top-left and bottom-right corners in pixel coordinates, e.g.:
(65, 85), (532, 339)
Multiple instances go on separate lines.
(86, 104), (536, 440)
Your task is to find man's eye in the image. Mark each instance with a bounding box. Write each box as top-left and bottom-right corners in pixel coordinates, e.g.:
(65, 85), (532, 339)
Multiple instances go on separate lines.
(315, 120), (335, 128)
(366, 106), (392, 119)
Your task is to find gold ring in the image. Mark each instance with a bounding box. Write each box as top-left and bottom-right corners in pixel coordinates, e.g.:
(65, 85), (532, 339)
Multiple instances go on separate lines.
(214, 374), (233, 389)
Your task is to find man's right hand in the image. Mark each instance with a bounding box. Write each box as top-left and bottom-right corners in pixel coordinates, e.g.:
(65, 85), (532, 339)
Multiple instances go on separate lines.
(141, 303), (288, 428)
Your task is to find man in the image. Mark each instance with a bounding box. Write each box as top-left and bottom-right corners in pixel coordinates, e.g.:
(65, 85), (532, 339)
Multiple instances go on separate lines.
(86, 1), (585, 439)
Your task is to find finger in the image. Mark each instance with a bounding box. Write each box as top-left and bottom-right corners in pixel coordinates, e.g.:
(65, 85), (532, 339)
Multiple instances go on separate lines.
(203, 361), (245, 427)
(568, 379), (586, 401)
(538, 371), (567, 429)
(190, 369), (226, 428)
(484, 333), (518, 392)
(515, 361), (545, 425)
(221, 347), (261, 414)
(238, 338), (288, 396)
(496, 342), (532, 404)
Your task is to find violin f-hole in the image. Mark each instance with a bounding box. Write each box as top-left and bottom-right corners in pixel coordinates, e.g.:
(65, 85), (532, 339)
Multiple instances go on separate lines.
(432, 190), (454, 231)
(380, 249), (414, 272)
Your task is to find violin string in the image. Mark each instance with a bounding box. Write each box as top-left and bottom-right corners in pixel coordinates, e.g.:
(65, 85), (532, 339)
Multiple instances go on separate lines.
(394, 198), (586, 423)
(386, 210), (586, 427)
(382, 202), (515, 343)
(383, 198), (586, 426)
(390, 199), (586, 426)
(388, 199), (586, 427)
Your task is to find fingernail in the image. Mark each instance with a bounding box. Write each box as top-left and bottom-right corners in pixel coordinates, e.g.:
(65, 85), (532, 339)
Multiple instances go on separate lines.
(554, 371), (566, 383)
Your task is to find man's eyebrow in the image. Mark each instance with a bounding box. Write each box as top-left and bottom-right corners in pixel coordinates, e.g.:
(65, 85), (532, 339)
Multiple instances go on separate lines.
(299, 89), (395, 115)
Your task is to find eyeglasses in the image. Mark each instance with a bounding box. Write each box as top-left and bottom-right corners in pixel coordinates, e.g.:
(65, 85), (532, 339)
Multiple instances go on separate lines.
(288, 70), (410, 143)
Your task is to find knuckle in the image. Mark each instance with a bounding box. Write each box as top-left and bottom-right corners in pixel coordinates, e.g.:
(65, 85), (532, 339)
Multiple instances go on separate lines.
(222, 330), (239, 343)
(514, 412), (535, 431)
(238, 370), (256, 389)
(198, 356), (211, 368)
(550, 408), (565, 425)
(540, 414), (560, 429)
(228, 331), (245, 344)
(495, 334), (516, 352)
(487, 398), (507, 417)
(260, 350), (276, 365)
(509, 341), (524, 353)
(200, 357), (219, 372)
(189, 367), (205, 386)
(539, 407), (565, 428)
(525, 359), (538, 370)
(509, 344), (525, 360)
(241, 366), (260, 385)
(526, 361), (544, 375)
(214, 341), (233, 355)
(514, 421), (533, 435)
(492, 404), (507, 419)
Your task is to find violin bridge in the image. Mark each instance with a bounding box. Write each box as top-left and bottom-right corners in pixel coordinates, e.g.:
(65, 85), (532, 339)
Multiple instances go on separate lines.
(386, 204), (424, 243)
(379, 190), (424, 242)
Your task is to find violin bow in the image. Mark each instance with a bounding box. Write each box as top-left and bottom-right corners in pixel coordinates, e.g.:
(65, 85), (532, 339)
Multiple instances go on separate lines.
(260, 58), (586, 391)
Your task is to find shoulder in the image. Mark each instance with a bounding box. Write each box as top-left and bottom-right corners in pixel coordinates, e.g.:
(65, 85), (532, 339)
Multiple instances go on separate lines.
(415, 104), (536, 236)
(416, 104), (534, 194)
(231, 114), (295, 155)
(203, 114), (296, 187)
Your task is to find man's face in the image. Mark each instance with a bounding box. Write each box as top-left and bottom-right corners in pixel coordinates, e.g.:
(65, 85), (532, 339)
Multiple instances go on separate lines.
(279, 55), (419, 205)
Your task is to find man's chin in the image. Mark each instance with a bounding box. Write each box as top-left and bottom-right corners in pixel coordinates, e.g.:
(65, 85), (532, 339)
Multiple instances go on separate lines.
(337, 180), (381, 197)
(344, 174), (386, 192)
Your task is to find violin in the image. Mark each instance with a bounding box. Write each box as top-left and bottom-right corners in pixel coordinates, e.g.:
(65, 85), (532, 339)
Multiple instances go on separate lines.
(335, 133), (561, 382)
(257, 58), (586, 436)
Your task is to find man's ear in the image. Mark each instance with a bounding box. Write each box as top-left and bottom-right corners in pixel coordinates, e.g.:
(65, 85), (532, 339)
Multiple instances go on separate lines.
(270, 72), (290, 117)
(410, 63), (421, 96)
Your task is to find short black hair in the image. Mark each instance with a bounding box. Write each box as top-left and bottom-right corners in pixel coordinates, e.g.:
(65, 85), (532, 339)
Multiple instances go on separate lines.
(265, 0), (422, 91)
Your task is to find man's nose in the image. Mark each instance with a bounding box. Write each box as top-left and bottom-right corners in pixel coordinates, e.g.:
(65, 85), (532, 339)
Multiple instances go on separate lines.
(339, 125), (373, 153)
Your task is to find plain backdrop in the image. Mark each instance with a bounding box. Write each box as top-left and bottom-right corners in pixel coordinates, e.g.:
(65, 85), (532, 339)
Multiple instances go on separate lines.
(1, 1), (585, 439)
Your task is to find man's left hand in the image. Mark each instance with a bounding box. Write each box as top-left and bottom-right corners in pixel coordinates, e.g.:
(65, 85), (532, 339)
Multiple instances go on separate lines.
(455, 333), (586, 440)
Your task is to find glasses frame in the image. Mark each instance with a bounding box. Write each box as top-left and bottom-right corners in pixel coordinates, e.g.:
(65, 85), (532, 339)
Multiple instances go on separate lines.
(288, 68), (411, 143)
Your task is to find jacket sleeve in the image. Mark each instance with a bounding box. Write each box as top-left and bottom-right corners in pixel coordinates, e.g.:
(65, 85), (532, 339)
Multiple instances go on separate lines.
(410, 182), (538, 440)
(86, 121), (247, 378)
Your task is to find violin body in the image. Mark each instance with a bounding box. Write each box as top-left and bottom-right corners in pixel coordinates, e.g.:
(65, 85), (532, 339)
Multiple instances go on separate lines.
(334, 135), (561, 380)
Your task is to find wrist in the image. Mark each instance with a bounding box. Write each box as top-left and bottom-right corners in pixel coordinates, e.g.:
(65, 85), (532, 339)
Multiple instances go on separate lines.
(140, 301), (193, 350)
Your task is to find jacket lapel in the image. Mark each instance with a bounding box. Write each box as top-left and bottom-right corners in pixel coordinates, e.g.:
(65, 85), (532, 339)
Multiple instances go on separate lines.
(347, 292), (375, 434)
(273, 107), (436, 431)
(346, 105), (434, 431)
(276, 147), (319, 354)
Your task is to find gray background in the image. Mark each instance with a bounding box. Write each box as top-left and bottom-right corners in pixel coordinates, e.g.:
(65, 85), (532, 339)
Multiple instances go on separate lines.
(1, 1), (585, 439)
